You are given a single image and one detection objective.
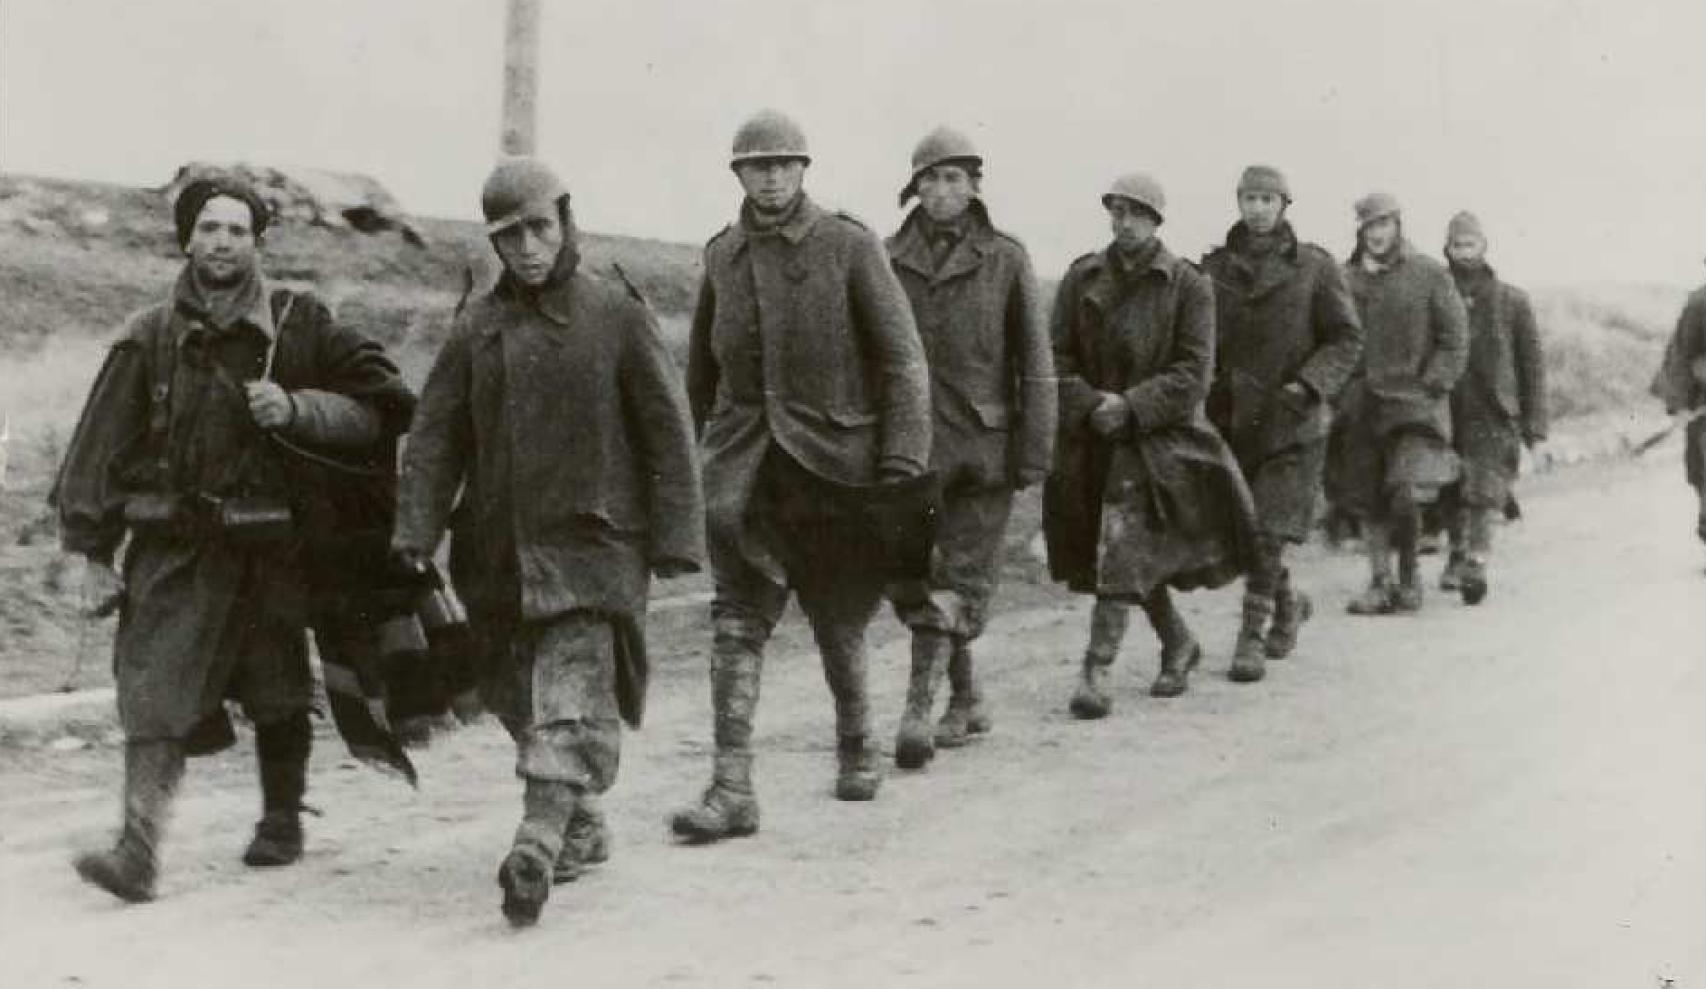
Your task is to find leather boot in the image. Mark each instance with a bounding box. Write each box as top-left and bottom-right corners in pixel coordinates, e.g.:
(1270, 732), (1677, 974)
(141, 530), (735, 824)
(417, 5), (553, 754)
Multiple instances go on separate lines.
(1069, 657), (1113, 719)
(1459, 507), (1492, 605)
(73, 740), (184, 903)
(834, 735), (882, 801)
(1145, 589), (1201, 698)
(1439, 551), (1467, 591)
(499, 777), (577, 927)
(554, 793), (610, 884)
(894, 629), (951, 769)
(671, 625), (764, 844)
(1348, 522), (1399, 615)
(244, 713), (309, 867)
(935, 637), (990, 748)
(1459, 555), (1489, 606)
(1265, 573), (1313, 660)
(1228, 594), (1275, 684)
(672, 751), (760, 842)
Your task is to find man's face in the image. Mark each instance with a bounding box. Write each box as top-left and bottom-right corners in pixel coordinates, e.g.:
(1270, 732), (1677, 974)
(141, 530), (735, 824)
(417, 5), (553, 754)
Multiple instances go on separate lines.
(1238, 190), (1286, 235)
(185, 195), (260, 287)
(1446, 233), (1487, 265)
(735, 158), (806, 213)
(492, 201), (566, 287)
(917, 164), (977, 223)
(1107, 198), (1159, 252)
(1360, 216), (1400, 257)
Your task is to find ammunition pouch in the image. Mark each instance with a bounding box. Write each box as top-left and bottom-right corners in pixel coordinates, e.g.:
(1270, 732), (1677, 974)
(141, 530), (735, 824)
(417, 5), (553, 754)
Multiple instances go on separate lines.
(122, 492), (295, 545)
(123, 493), (189, 533)
(213, 495), (295, 545)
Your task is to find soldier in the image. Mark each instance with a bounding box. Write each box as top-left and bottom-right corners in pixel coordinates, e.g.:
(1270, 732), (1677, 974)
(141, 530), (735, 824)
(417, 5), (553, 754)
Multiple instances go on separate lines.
(672, 110), (931, 841)
(1334, 193), (1469, 614)
(53, 171), (414, 902)
(1650, 259), (1706, 551)
(883, 126), (1055, 768)
(1045, 173), (1257, 714)
(393, 158), (704, 926)
(1202, 165), (1362, 683)
(1437, 211), (1547, 604)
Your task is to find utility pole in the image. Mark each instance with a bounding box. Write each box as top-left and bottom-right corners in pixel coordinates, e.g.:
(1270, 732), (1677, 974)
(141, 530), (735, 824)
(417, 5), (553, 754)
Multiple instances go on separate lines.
(500, 0), (541, 155)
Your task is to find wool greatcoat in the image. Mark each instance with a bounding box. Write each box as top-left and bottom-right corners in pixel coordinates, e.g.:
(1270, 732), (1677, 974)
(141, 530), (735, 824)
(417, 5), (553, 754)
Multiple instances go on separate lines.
(687, 195), (930, 598)
(884, 201), (1055, 637)
(1445, 261), (1547, 506)
(1043, 241), (1257, 600)
(53, 273), (413, 744)
(1202, 222), (1362, 539)
(1328, 241), (1469, 515)
(393, 263), (704, 747)
(1651, 283), (1706, 489)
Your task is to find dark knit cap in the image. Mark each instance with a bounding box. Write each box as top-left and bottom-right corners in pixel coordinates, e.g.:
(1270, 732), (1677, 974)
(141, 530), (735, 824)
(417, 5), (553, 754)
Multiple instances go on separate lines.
(173, 172), (270, 248)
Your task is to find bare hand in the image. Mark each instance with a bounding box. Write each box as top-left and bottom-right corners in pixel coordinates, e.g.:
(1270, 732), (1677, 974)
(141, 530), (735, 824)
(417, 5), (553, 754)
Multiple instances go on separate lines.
(245, 381), (294, 431)
(1088, 393), (1129, 437)
(84, 559), (124, 618)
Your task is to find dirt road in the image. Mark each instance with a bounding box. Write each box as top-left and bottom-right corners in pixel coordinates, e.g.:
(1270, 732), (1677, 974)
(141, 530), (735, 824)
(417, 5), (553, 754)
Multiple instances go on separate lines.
(3, 457), (1703, 988)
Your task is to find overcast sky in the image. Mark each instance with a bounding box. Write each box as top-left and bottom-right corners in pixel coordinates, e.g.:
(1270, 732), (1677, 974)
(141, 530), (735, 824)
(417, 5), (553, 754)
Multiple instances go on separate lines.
(5, 0), (1705, 286)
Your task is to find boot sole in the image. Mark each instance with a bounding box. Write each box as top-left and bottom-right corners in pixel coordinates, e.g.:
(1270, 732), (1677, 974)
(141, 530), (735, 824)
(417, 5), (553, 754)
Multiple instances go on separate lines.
(669, 815), (759, 844)
(1460, 577), (1488, 606)
(1068, 698), (1111, 720)
(894, 736), (935, 770)
(1227, 663), (1266, 684)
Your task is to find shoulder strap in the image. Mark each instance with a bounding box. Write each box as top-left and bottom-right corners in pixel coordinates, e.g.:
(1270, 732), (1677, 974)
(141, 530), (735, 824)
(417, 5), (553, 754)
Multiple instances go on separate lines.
(265, 289), (297, 381)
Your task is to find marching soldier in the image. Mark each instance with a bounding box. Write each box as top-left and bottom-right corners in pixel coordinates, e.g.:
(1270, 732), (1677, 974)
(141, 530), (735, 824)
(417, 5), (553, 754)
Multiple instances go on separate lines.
(1333, 193), (1469, 614)
(1202, 165), (1362, 683)
(884, 126), (1055, 768)
(672, 111), (932, 841)
(1045, 173), (1257, 714)
(1650, 259), (1706, 552)
(54, 172), (414, 902)
(1437, 211), (1547, 604)
(393, 158), (704, 925)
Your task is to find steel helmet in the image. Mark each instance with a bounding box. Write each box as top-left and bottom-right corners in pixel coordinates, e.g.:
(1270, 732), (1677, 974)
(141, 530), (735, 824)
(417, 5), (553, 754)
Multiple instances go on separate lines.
(1237, 164), (1291, 202)
(481, 157), (568, 234)
(1354, 192), (1402, 228)
(899, 125), (983, 205)
(730, 110), (811, 167)
(1101, 172), (1167, 222)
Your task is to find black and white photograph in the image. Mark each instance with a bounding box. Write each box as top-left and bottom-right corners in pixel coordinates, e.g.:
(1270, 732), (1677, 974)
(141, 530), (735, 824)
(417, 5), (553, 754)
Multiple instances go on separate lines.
(1, 1), (1703, 985)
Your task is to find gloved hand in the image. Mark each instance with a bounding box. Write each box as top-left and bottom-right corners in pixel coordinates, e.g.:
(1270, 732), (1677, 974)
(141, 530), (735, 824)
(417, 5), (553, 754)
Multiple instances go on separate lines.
(84, 558), (125, 618)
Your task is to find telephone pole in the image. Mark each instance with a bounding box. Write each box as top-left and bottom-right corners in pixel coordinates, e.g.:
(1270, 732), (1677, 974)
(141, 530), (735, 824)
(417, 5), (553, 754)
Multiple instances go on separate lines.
(500, 0), (541, 155)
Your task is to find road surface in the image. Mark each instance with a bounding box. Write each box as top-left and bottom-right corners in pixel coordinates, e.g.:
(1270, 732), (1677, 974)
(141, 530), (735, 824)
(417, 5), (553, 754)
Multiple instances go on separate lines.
(2, 456), (1703, 988)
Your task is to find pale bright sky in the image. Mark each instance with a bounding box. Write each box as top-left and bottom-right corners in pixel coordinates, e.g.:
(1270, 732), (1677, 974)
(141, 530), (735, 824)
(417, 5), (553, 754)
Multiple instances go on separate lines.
(5, 0), (1706, 287)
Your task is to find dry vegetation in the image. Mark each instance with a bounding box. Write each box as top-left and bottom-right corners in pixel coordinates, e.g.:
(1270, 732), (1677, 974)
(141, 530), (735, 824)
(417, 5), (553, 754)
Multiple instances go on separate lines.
(0, 172), (1688, 697)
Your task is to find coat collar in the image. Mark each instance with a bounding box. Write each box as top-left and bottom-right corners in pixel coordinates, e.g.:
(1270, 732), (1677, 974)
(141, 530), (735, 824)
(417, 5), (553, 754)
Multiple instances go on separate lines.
(1088, 238), (1176, 282)
(1220, 221), (1301, 299)
(1079, 239), (1176, 311)
(171, 266), (275, 339)
(886, 201), (995, 282)
(721, 194), (825, 255)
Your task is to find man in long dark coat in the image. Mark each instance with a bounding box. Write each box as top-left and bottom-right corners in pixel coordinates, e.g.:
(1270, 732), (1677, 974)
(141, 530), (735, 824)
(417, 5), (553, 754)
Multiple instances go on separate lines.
(884, 126), (1055, 769)
(1437, 211), (1547, 604)
(54, 172), (414, 902)
(393, 158), (704, 926)
(1045, 173), (1257, 715)
(672, 110), (931, 842)
(1335, 193), (1469, 614)
(1650, 263), (1706, 553)
(1203, 165), (1362, 683)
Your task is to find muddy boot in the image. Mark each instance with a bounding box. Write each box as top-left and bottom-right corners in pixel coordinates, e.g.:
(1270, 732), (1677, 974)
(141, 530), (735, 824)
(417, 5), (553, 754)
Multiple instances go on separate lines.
(894, 629), (951, 770)
(1459, 555), (1489, 606)
(1069, 657), (1113, 719)
(1348, 522), (1398, 616)
(1143, 589), (1201, 697)
(74, 740), (184, 904)
(834, 735), (882, 801)
(935, 638), (990, 749)
(1439, 551), (1467, 592)
(1265, 575), (1312, 660)
(672, 751), (760, 842)
(499, 777), (577, 927)
(1228, 594), (1274, 683)
(1392, 500), (1425, 613)
(672, 626), (764, 844)
(243, 713), (309, 868)
(555, 795), (610, 884)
